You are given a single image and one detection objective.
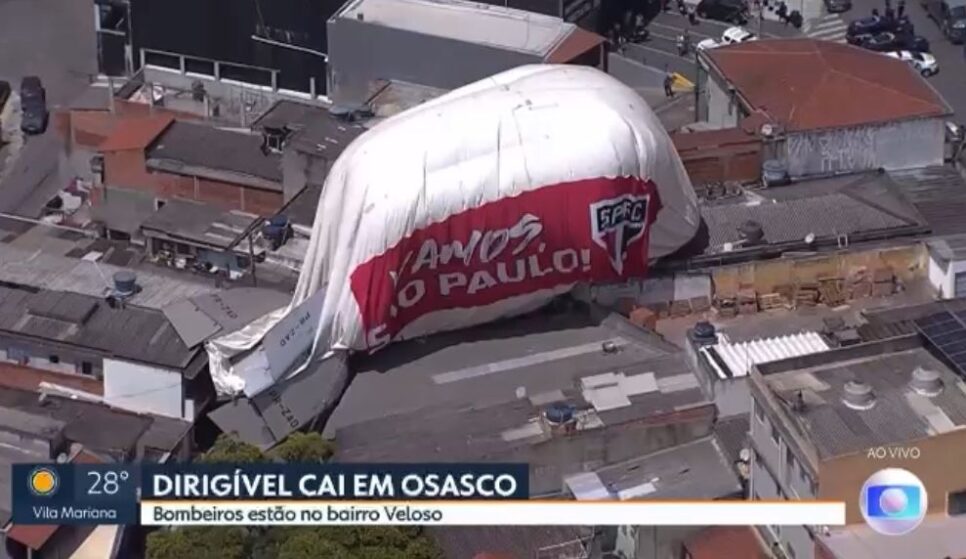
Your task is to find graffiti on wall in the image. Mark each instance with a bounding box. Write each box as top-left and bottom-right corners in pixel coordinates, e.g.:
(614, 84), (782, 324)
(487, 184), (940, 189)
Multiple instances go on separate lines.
(786, 126), (876, 176)
(785, 119), (942, 178)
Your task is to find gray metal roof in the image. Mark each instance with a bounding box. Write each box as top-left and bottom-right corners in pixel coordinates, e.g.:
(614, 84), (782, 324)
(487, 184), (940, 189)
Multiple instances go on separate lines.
(889, 166), (966, 236)
(147, 121), (282, 187)
(0, 242), (216, 310)
(0, 387), (152, 455)
(251, 100), (366, 157)
(334, 351), (707, 466)
(763, 347), (966, 459)
(327, 302), (684, 436)
(0, 444), (46, 524)
(0, 284), (199, 370)
(162, 288), (289, 348)
(141, 199), (259, 250)
(588, 437), (741, 500)
(701, 172), (925, 252)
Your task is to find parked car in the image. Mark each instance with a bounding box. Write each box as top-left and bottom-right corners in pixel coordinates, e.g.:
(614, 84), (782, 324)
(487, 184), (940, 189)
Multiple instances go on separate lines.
(850, 31), (930, 52)
(847, 15), (913, 36)
(721, 26), (758, 45)
(824, 0), (852, 12)
(924, 0), (966, 43)
(697, 38), (721, 50)
(886, 50), (940, 75)
(696, 0), (749, 24)
(19, 76), (48, 135)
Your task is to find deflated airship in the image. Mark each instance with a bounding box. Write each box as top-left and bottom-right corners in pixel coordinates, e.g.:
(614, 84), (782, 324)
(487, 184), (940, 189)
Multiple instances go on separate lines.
(207, 64), (700, 396)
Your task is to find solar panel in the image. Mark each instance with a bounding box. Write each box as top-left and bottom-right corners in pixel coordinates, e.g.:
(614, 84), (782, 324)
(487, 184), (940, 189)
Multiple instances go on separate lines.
(915, 311), (966, 377)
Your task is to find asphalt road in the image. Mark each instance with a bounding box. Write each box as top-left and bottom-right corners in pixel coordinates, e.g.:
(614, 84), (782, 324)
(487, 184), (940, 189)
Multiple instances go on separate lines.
(619, 9), (800, 82)
(836, 0), (966, 119)
(0, 0), (97, 215)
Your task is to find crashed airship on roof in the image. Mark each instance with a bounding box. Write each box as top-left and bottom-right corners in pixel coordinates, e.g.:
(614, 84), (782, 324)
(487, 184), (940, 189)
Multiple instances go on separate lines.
(207, 64), (700, 397)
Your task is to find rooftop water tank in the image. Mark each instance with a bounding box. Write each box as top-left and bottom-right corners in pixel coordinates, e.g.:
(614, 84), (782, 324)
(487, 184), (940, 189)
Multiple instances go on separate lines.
(689, 321), (717, 346)
(762, 159), (790, 187)
(113, 270), (137, 296)
(545, 402), (576, 425)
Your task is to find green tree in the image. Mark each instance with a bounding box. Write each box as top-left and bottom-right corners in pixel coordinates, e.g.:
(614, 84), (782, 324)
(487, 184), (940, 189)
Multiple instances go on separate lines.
(146, 526), (251, 559)
(270, 431), (335, 462)
(146, 434), (442, 559)
(199, 434), (268, 464)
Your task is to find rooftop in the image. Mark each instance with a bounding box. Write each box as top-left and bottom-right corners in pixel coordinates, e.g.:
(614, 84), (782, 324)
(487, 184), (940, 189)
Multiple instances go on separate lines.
(252, 100), (367, 156)
(146, 121), (283, 191)
(335, 0), (575, 57)
(162, 288), (290, 349)
(98, 115), (174, 152)
(336, 349), (708, 465)
(819, 514), (966, 559)
(430, 526), (591, 559)
(684, 527), (768, 559)
(757, 342), (966, 459)
(0, 386), (148, 456)
(328, 301), (685, 436)
(705, 39), (951, 131)
(0, 241), (216, 309)
(565, 436), (741, 500)
(700, 171), (927, 255)
(888, 166), (966, 237)
(0, 283), (199, 370)
(141, 198), (260, 251)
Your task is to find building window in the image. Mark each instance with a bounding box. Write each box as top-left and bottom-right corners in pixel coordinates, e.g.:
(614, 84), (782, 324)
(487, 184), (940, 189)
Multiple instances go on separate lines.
(49, 355), (60, 364)
(80, 362), (93, 376)
(754, 398), (765, 422)
(770, 422), (780, 445)
(948, 489), (966, 516)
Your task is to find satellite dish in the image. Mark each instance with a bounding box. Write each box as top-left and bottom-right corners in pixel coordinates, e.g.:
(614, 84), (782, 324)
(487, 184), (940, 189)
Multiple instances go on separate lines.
(805, 233), (816, 244)
(760, 123), (775, 137)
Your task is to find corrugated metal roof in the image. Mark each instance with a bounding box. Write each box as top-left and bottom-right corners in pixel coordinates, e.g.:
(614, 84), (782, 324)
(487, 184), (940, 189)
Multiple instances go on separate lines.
(0, 284), (197, 370)
(706, 39), (951, 132)
(709, 332), (830, 378)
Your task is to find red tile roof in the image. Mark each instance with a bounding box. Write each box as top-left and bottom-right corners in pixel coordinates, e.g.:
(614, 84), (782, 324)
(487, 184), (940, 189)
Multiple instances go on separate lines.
(98, 114), (174, 152)
(0, 362), (103, 395)
(547, 27), (605, 63)
(684, 526), (769, 559)
(706, 39), (951, 132)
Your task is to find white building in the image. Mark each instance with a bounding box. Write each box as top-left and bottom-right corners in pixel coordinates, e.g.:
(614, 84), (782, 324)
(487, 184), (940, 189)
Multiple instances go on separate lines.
(697, 39), (951, 179)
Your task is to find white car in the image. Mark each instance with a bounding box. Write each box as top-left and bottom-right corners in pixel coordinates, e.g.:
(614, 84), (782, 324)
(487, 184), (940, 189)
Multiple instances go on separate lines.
(886, 50), (939, 77)
(721, 26), (758, 45)
(697, 38), (721, 50)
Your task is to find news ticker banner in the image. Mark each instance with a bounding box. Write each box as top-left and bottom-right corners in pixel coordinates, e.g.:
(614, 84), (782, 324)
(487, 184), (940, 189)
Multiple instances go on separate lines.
(12, 463), (846, 527)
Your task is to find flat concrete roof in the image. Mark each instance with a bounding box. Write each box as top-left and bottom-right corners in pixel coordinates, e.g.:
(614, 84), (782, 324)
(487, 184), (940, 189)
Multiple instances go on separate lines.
(335, 0), (574, 56)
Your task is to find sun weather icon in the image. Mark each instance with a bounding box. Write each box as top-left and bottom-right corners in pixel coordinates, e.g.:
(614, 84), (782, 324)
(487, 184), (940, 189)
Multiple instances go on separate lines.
(28, 467), (59, 497)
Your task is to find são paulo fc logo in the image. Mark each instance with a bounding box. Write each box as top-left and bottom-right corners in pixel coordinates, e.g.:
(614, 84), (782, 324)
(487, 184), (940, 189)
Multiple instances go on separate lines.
(589, 194), (650, 275)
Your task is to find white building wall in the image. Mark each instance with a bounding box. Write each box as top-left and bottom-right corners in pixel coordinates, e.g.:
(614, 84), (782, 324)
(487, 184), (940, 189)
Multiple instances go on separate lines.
(927, 251), (966, 299)
(103, 359), (191, 419)
(705, 77), (739, 129)
(785, 118), (944, 178)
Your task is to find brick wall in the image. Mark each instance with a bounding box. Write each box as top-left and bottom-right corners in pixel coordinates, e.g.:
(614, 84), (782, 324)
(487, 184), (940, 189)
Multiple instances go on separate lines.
(673, 129), (763, 185)
(102, 149), (283, 214)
